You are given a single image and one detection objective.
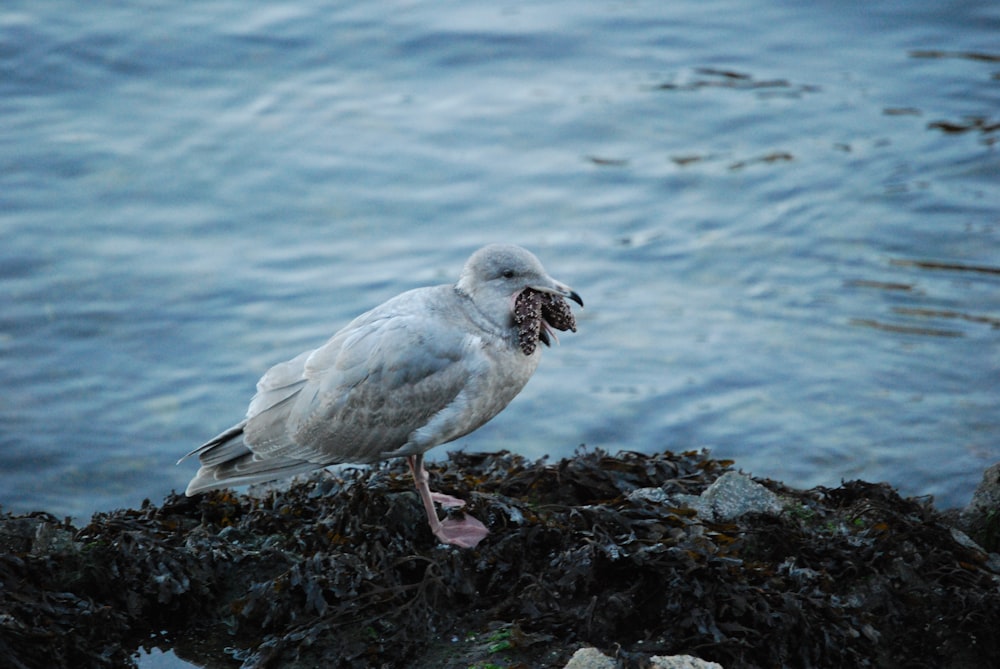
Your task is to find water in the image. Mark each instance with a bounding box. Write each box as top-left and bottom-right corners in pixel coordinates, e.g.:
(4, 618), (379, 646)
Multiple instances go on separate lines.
(2, 0), (998, 536)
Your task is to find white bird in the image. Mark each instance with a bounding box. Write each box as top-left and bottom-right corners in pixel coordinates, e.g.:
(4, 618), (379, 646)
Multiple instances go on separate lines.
(180, 244), (582, 548)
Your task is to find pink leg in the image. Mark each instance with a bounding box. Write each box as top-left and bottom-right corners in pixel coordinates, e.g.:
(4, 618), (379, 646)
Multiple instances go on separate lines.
(430, 491), (468, 509)
(407, 454), (489, 548)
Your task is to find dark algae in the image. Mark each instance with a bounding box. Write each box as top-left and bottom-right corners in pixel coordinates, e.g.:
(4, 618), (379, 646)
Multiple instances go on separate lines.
(2, 449), (999, 668)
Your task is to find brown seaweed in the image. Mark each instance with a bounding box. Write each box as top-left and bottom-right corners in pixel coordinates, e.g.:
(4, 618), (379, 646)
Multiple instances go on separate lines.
(2, 449), (999, 668)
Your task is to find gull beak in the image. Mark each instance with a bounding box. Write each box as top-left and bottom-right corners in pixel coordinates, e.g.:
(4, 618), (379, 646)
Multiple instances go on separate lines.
(529, 279), (582, 348)
(533, 279), (584, 308)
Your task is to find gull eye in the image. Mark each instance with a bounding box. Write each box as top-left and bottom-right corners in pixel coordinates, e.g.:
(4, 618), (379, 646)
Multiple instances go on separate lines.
(501, 269), (515, 279)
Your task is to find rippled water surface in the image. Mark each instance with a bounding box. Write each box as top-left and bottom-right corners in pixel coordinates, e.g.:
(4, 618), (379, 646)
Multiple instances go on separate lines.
(3, 0), (998, 538)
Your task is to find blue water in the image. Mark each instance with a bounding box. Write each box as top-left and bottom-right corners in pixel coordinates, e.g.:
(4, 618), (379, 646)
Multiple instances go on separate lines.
(2, 0), (998, 532)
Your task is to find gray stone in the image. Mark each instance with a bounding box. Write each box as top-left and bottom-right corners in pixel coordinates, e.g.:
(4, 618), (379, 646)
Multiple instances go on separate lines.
(562, 646), (616, 669)
(959, 462), (1000, 552)
(560, 647), (725, 669)
(649, 654), (724, 669)
(628, 487), (670, 504)
(677, 471), (782, 522)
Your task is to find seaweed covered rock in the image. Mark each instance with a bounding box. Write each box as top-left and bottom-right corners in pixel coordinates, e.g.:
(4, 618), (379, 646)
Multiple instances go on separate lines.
(960, 462), (1000, 553)
(1, 449), (999, 668)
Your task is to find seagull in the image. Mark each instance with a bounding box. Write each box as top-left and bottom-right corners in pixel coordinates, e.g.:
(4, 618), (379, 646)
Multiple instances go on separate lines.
(180, 244), (582, 548)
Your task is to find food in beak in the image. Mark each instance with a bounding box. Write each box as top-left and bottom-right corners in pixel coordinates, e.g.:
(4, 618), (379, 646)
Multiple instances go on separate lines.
(514, 288), (579, 356)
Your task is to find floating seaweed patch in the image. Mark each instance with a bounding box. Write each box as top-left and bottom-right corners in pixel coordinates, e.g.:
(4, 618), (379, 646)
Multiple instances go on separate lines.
(909, 49), (1000, 63)
(890, 258), (1000, 275)
(927, 116), (1000, 134)
(656, 67), (820, 96)
(729, 151), (794, 170)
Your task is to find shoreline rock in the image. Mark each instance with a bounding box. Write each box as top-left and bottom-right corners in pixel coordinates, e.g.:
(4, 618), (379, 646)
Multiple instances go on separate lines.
(2, 448), (999, 668)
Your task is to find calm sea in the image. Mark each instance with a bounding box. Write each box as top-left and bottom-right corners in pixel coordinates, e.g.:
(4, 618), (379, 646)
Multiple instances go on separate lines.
(2, 0), (998, 528)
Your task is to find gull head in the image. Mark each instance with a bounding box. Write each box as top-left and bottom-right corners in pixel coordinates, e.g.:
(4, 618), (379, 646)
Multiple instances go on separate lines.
(456, 243), (582, 347)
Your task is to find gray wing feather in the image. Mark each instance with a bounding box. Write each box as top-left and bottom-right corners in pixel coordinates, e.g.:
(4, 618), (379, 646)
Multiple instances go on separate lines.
(185, 450), (319, 494)
(241, 286), (485, 464)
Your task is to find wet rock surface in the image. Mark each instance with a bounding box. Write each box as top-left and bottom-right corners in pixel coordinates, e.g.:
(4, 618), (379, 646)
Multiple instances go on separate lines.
(2, 448), (999, 668)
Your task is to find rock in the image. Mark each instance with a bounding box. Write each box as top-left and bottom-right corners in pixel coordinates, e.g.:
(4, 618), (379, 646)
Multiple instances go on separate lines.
(959, 462), (1000, 552)
(30, 519), (78, 556)
(650, 655), (725, 669)
(673, 470), (783, 521)
(562, 646), (615, 669)
(627, 487), (669, 504)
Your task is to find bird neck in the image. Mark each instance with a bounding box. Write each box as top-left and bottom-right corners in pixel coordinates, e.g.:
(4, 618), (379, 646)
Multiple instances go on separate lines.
(452, 285), (518, 344)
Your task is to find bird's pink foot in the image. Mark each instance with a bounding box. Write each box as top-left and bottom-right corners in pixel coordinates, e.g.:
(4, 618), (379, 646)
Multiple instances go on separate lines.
(408, 453), (489, 548)
(432, 514), (489, 549)
(430, 491), (468, 509)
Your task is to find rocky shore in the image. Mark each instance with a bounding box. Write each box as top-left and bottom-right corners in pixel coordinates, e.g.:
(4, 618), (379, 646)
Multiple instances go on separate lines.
(2, 448), (999, 668)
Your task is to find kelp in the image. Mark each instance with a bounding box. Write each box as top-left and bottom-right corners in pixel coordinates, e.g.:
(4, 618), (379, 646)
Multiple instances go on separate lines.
(1, 448), (998, 668)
